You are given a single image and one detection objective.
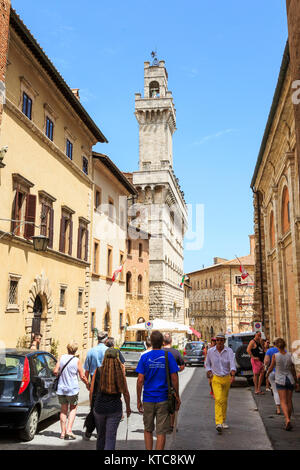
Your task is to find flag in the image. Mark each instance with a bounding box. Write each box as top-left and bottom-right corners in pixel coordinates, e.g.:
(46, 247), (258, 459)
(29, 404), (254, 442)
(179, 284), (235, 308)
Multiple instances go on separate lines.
(112, 265), (123, 282)
(180, 275), (185, 288)
(240, 264), (249, 280)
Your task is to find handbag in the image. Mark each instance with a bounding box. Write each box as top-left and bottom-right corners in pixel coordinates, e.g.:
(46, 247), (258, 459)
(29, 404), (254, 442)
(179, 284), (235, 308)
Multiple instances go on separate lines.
(164, 351), (177, 415)
(84, 368), (100, 433)
(53, 356), (76, 392)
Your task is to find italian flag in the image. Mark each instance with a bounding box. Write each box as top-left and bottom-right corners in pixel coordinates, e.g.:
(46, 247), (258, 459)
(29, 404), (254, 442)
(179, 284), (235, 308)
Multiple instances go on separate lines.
(180, 275), (186, 288)
(112, 265), (123, 282)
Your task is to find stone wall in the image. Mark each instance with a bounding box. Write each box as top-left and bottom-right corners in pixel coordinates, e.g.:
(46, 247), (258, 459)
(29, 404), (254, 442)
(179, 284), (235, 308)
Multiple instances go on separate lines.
(0, 0), (10, 135)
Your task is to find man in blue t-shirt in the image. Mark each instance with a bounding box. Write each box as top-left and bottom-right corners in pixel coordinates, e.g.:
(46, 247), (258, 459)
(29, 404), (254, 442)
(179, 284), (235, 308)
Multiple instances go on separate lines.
(136, 330), (180, 450)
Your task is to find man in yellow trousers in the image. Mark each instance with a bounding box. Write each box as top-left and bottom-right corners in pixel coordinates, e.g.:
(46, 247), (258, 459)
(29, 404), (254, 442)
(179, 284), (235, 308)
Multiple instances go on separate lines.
(205, 333), (236, 433)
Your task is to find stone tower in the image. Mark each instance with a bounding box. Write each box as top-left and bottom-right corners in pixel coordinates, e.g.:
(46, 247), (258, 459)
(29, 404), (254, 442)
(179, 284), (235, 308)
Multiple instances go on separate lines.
(132, 57), (188, 332)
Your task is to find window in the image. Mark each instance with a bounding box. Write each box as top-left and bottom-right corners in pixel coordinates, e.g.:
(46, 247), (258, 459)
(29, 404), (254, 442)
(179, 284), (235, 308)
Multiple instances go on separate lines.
(270, 211), (275, 249)
(8, 280), (18, 305)
(138, 275), (143, 295)
(235, 276), (242, 285)
(108, 197), (114, 221)
(138, 243), (143, 258)
(90, 310), (96, 337)
(93, 240), (100, 274)
(59, 286), (66, 309)
(22, 92), (32, 119)
(45, 117), (54, 141)
(149, 81), (160, 98)
(78, 289), (83, 310)
(66, 139), (73, 160)
(107, 246), (113, 277)
(126, 272), (132, 293)
(236, 298), (243, 311)
(282, 187), (290, 234)
(11, 174), (36, 239)
(127, 239), (132, 255)
(77, 219), (89, 261)
(59, 209), (74, 255)
(82, 156), (88, 175)
(95, 188), (101, 210)
(39, 196), (54, 249)
(119, 312), (123, 330)
(120, 252), (124, 281)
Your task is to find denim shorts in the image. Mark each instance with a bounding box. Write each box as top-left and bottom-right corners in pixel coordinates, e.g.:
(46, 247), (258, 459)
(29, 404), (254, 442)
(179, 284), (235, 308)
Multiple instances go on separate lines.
(276, 377), (294, 391)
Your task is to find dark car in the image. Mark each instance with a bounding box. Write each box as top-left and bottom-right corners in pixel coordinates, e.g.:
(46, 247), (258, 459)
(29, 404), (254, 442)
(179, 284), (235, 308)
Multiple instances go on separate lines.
(183, 341), (205, 367)
(0, 349), (60, 441)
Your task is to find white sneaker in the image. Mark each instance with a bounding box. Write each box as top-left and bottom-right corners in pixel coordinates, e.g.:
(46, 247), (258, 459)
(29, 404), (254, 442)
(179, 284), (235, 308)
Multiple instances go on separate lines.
(222, 423), (229, 429)
(216, 424), (222, 433)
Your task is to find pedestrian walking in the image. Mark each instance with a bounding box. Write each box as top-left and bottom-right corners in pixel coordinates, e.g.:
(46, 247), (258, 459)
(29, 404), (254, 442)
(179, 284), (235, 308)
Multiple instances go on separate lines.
(89, 348), (132, 450)
(247, 331), (265, 395)
(136, 330), (181, 450)
(83, 331), (108, 439)
(30, 333), (42, 350)
(205, 338), (216, 398)
(205, 333), (236, 434)
(264, 341), (280, 411)
(162, 333), (185, 431)
(141, 337), (152, 356)
(53, 341), (89, 440)
(266, 337), (299, 430)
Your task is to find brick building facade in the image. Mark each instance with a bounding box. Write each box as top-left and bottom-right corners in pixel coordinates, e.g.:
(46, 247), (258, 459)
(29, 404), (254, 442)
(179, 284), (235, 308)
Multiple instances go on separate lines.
(251, 1), (300, 349)
(188, 236), (255, 340)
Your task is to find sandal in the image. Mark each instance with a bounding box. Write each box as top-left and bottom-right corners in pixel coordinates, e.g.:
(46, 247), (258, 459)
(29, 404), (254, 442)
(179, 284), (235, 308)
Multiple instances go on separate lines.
(65, 432), (76, 440)
(60, 433), (66, 439)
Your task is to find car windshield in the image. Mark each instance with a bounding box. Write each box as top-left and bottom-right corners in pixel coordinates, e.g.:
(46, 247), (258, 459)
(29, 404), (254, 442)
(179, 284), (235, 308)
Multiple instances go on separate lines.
(0, 355), (24, 381)
(120, 342), (145, 350)
(227, 336), (254, 353)
(186, 343), (204, 351)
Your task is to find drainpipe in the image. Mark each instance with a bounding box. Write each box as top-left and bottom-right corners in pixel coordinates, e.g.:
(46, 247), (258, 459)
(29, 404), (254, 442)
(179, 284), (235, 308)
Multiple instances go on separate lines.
(253, 189), (265, 328)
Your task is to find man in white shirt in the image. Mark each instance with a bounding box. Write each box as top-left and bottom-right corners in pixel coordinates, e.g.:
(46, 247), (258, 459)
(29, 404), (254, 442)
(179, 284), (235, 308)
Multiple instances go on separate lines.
(205, 333), (236, 433)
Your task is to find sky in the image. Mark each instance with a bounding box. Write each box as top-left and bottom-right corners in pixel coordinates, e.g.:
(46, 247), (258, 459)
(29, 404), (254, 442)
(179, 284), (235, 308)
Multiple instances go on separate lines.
(11, 0), (288, 273)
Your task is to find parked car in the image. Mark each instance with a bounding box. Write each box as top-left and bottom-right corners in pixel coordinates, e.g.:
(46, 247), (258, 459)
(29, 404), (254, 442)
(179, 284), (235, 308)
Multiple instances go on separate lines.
(225, 332), (266, 384)
(183, 341), (205, 367)
(0, 349), (60, 441)
(119, 341), (146, 373)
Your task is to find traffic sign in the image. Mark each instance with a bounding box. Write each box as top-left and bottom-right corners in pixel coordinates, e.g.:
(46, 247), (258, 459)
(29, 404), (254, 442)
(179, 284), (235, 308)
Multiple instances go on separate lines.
(145, 321), (153, 330)
(253, 322), (262, 332)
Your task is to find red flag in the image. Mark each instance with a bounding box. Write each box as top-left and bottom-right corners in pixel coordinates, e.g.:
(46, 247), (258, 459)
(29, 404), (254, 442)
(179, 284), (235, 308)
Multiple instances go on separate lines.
(112, 265), (123, 282)
(240, 264), (249, 280)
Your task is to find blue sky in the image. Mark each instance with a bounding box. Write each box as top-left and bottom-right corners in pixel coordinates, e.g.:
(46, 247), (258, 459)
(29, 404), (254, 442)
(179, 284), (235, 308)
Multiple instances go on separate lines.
(12, 0), (288, 272)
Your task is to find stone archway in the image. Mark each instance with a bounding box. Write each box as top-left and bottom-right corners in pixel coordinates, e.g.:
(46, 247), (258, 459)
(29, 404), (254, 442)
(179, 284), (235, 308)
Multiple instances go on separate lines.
(26, 270), (53, 349)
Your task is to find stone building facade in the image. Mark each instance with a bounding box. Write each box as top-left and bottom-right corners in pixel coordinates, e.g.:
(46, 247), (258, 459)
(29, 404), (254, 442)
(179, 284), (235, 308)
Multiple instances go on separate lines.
(89, 153), (137, 348)
(125, 228), (150, 342)
(251, 32), (300, 349)
(0, 7), (107, 359)
(188, 236), (255, 340)
(131, 58), (188, 333)
(0, 0), (10, 136)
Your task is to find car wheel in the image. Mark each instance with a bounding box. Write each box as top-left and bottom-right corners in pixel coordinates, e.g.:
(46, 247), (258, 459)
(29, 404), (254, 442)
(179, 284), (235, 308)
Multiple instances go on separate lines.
(19, 408), (39, 441)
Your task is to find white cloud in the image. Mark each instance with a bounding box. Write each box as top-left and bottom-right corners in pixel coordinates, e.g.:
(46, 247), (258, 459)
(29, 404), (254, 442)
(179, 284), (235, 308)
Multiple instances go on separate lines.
(193, 128), (236, 146)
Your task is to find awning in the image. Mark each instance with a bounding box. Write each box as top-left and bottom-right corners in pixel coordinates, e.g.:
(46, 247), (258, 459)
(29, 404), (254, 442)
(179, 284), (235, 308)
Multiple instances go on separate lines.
(189, 327), (201, 338)
(127, 318), (192, 333)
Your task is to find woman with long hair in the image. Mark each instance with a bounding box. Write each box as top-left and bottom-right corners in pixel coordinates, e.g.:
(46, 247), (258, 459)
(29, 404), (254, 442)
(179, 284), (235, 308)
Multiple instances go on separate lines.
(90, 347), (131, 450)
(266, 338), (298, 430)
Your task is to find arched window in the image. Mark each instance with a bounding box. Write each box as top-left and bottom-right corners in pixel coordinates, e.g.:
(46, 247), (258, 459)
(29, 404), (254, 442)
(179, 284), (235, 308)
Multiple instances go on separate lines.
(126, 272), (132, 293)
(270, 211), (275, 249)
(104, 311), (110, 332)
(149, 81), (160, 98)
(282, 187), (290, 234)
(138, 275), (143, 295)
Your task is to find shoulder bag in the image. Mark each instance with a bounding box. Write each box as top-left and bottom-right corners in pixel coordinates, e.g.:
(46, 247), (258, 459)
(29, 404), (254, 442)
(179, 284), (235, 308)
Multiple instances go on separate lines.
(53, 356), (76, 392)
(164, 351), (177, 415)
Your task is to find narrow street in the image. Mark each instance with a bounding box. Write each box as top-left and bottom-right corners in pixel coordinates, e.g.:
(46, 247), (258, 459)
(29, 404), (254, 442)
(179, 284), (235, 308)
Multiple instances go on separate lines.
(0, 367), (272, 450)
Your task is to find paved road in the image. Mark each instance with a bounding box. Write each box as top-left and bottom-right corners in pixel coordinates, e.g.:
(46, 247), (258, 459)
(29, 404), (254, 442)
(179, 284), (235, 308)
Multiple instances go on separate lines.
(0, 367), (272, 450)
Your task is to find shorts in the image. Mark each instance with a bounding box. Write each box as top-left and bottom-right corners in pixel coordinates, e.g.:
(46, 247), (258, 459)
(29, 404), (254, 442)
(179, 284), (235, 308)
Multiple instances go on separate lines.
(143, 401), (171, 435)
(58, 394), (79, 406)
(251, 358), (264, 375)
(276, 377), (295, 391)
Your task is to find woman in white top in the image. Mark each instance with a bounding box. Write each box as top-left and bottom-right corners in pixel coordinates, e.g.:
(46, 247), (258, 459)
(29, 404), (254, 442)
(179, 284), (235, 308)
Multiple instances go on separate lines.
(266, 338), (298, 431)
(53, 341), (89, 439)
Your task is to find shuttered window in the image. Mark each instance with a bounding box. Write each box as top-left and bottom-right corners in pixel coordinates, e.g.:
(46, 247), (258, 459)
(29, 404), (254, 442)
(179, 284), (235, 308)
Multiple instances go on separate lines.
(77, 225), (88, 261)
(24, 194), (36, 240)
(22, 92), (32, 120)
(59, 214), (73, 255)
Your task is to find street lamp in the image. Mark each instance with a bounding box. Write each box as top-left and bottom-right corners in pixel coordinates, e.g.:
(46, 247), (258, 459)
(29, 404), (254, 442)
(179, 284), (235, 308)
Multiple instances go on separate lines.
(0, 218), (49, 252)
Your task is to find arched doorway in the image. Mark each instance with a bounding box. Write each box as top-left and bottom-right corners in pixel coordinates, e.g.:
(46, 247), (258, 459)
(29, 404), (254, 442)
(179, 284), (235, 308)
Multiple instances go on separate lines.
(32, 295), (43, 336)
(137, 317), (146, 341)
(103, 310), (111, 334)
